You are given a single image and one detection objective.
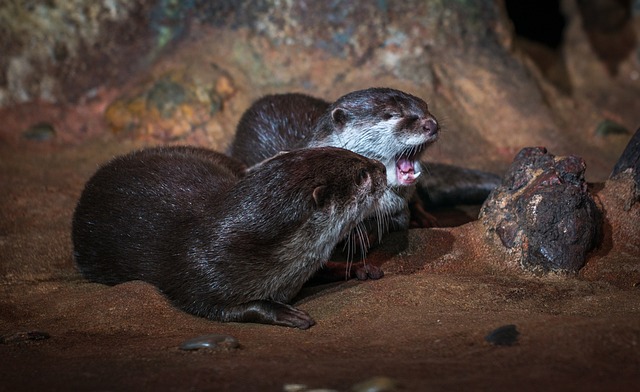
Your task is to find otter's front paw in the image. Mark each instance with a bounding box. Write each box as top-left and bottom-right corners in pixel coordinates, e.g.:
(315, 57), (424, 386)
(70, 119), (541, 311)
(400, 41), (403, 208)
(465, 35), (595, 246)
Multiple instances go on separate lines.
(229, 300), (316, 329)
(273, 303), (316, 330)
(354, 263), (384, 280)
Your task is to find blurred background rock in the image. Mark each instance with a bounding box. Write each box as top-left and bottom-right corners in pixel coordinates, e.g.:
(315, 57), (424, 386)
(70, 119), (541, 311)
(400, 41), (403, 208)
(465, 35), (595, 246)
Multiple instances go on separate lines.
(0, 0), (638, 180)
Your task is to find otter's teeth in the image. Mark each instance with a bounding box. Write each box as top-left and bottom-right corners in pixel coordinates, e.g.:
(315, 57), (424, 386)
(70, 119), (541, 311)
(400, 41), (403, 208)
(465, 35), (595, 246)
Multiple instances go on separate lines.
(396, 158), (420, 186)
(413, 161), (422, 179)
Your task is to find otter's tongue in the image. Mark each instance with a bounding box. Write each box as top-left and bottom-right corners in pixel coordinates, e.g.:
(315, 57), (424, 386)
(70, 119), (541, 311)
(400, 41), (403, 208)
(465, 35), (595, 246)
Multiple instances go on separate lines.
(396, 158), (420, 185)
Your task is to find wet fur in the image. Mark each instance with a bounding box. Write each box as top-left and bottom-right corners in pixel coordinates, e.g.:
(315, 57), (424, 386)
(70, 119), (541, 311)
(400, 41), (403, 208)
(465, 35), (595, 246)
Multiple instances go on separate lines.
(230, 87), (440, 238)
(72, 146), (386, 329)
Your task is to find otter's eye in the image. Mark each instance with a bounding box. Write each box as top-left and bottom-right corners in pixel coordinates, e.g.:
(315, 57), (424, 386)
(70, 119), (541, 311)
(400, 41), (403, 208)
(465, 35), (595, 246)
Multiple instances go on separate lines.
(356, 168), (369, 185)
(382, 112), (394, 120)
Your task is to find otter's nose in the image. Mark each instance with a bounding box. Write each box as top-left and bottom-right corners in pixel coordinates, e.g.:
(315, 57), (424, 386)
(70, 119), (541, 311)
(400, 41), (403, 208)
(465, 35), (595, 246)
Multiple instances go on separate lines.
(422, 117), (439, 137)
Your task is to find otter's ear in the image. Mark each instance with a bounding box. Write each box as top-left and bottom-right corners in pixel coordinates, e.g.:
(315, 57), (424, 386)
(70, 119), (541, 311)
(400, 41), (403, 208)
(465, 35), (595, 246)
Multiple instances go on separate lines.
(312, 185), (328, 208)
(331, 108), (349, 130)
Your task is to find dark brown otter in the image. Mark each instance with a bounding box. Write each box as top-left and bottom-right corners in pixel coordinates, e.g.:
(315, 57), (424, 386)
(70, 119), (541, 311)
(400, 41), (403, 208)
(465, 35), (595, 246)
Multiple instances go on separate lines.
(230, 88), (440, 250)
(72, 145), (386, 329)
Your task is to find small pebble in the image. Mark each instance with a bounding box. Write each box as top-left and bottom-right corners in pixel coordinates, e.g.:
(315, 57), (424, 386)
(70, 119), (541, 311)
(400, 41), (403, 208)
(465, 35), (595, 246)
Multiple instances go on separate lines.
(179, 334), (239, 351)
(351, 376), (397, 392)
(283, 384), (308, 392)
(306, 389), (339, 392)
(0, 331), (51, 344)
(22, 122), (56, 141)
(282, 384), (338, 392)
(485, 324), (520, 346)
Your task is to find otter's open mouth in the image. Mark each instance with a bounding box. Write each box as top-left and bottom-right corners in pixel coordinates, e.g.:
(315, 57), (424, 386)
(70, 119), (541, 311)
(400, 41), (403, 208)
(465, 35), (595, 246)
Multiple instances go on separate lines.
(396, 157), (421, 186)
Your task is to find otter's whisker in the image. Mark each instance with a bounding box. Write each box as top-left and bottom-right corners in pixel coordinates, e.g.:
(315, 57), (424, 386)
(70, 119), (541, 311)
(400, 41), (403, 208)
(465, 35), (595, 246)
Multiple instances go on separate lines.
(375, 207), (385, 243)
(359, 221), (370, 251)
(345, 255), (351, 281)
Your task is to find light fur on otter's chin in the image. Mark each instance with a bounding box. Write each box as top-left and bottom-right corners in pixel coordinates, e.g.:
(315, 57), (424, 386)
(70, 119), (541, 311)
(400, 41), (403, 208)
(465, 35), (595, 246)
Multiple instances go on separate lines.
(312, 118), (431, 188)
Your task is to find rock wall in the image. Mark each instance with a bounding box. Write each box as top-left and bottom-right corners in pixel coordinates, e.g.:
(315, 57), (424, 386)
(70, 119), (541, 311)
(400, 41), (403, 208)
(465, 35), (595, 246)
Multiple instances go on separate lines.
(1, 0), (638, 180)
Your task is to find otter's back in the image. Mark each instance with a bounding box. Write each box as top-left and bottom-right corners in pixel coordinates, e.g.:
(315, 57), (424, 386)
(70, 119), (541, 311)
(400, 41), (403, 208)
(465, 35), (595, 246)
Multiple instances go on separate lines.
(230, 93), (329, 166)
(71, 147), (242, 285)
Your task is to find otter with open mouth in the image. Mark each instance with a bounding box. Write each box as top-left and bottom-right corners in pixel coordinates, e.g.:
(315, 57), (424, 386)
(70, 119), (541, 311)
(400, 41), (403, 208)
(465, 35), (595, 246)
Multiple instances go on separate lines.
(229, 88), (439, 278)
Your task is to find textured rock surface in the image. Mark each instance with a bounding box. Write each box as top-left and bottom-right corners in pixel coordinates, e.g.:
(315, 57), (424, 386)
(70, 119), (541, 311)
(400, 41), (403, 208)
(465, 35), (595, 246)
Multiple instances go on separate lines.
(610, 128), (640, 207)
(480, 147), (601, 273)
(1, 0), (637, 183)
(0, 0), (158, 105)
(104, 66), (237, 145)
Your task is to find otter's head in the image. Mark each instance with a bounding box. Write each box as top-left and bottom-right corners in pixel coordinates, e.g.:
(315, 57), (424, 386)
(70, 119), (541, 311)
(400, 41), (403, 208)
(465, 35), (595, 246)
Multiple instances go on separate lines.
(314, 88), (439, 188)
(245, 147), (387, 246)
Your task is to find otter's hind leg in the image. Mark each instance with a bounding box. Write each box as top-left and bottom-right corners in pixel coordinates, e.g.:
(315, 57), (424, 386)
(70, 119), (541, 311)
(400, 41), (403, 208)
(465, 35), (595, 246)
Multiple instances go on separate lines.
(216, 300), (316, 329)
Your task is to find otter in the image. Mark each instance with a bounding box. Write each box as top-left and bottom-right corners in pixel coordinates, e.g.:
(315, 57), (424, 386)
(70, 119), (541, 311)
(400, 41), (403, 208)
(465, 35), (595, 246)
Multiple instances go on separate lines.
(72, 145), (386, 329)
(230, 88), (439, 251)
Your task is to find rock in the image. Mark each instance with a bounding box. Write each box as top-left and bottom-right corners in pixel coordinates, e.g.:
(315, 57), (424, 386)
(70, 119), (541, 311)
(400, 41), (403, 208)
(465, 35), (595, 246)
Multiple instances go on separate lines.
(0, 0), (159, 104)
(282, 386), (338, 392)
(351, 376), (397, 392)
(178, 334), (239, 351)
(575, 0), (635, 76)
(283, 384), (309, 392)
(480, 147), (601, 274)
(485, 324), (519, 346)
(22, 122), (56, 141)
(104, 66), (236, 143)
(610, 128), (640, 208)
(0, 331), (51, 344)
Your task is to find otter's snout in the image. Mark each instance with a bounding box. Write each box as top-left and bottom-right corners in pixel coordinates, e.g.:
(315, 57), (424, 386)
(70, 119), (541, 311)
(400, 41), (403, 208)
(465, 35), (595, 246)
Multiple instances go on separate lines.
(422, 117), (439, 138)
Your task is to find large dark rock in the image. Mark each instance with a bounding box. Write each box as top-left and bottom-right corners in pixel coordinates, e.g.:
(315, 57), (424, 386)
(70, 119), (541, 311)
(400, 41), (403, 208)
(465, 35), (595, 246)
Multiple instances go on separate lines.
(610, 128), (640, 208)
(480, 147), (601, 274)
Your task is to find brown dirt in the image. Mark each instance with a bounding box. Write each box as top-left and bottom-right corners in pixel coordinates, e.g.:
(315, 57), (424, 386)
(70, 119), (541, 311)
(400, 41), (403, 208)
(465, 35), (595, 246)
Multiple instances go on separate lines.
(1, 131), (639, 391)
(1, 10), (640, 389)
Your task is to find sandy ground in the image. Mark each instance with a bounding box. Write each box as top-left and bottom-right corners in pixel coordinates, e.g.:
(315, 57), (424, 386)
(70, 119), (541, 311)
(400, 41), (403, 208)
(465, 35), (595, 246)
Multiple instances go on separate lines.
(1, 3), (639, 389)
(1, 133), (639, 392)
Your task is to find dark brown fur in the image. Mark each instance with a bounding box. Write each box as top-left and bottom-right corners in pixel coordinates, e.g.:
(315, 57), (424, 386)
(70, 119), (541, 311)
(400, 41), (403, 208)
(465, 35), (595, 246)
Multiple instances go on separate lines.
(230, 88), (440, 264)
(72, 146), (386, 329)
